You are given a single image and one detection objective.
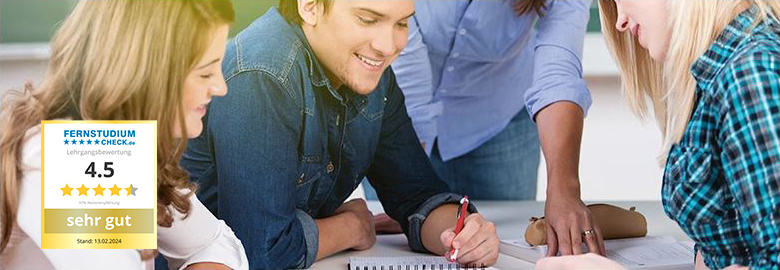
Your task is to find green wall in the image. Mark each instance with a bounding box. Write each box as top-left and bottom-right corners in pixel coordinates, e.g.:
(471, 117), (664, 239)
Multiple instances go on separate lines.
(1, 0), (601, 43)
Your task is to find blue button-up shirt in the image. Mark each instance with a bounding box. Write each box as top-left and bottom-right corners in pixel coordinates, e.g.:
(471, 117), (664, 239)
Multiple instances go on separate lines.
(182, 8), (473, 269)
(392, 0), (593, 160)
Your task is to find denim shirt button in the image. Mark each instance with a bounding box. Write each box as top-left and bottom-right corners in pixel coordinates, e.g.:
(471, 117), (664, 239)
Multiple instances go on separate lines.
(297, 173), (305, 184)
(326, 162), (334, 173)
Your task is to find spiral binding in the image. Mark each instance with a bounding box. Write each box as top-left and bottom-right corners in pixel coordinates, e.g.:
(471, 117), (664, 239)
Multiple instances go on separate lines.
(349, 263), (487, 270)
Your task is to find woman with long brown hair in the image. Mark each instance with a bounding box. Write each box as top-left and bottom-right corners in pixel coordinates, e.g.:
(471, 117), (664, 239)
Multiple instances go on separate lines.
(0, 1), (247, 269)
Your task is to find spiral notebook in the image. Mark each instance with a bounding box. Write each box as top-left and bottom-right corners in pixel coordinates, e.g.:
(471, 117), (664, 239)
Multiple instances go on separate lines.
(348, 256), (498, 270)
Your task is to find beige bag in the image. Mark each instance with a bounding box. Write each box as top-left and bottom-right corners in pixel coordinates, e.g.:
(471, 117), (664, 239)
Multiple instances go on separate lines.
(524, 204), (648, 246)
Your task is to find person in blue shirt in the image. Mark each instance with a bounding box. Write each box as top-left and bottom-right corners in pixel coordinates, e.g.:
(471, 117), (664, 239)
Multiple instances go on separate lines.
(181, 1), (501, 269)
(362, 0), (606, 257)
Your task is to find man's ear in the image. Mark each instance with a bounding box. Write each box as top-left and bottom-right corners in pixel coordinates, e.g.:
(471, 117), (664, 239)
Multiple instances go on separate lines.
(298, 0), (321, 26)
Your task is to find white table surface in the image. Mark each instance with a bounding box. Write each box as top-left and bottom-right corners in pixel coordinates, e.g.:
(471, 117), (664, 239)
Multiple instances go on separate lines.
(310, 200), (691, 270)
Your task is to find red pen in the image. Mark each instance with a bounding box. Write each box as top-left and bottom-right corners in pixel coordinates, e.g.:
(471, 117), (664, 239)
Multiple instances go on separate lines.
(447, 196), (469, 262)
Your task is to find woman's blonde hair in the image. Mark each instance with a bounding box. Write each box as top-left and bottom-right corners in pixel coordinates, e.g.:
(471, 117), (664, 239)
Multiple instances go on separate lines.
(598, 0), (780, 164)
(1, 0), (234, 252)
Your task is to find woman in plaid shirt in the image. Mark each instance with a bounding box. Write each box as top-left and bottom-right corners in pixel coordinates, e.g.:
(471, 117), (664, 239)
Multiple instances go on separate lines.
(537, 0), (780, 269)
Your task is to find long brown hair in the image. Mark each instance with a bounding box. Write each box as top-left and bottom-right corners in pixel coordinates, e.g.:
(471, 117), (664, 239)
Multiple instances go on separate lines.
(1, 0), (234, 252)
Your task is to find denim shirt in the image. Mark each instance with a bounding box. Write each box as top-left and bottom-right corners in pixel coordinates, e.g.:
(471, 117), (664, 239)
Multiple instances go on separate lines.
(182, 8), (473, 269)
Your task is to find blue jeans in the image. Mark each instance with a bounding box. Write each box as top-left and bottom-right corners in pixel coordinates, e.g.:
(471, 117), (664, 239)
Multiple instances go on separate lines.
(364, 110), (540, 200)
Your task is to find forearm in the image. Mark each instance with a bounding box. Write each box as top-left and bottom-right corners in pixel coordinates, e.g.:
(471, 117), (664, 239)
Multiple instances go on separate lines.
(535, 102), (605, 256)
(185, 262), (231, 270)
(420, 204), (459, 254)
(535, 101), (584, 195)
(315, 212), (356, 260)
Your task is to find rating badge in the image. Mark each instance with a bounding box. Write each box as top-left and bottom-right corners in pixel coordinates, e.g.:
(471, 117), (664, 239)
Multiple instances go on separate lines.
(41, 121), (156, 249)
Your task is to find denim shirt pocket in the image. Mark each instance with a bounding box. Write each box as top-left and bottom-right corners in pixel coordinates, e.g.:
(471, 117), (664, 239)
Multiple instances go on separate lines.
(358, 102), (384, 123)
(662, 145), (723, 230)
(345, 101), (382, 172)
(294, 157), (325, 210)
(297, 156), (324, 187)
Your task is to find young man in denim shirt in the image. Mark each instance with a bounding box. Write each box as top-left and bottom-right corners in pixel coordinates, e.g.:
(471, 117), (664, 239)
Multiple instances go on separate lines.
(182, 1), (500, 269)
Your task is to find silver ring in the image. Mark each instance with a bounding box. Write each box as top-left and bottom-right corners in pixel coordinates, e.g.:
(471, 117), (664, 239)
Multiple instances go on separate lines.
(583, 229), (596, 237)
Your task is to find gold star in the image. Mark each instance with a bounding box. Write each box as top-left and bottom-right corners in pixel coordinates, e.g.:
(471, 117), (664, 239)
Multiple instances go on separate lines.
(60, 184), (74, 196)
(93, 184), (106, 196)
(109, 184), (122, 196)
(76, 184), (90, 196)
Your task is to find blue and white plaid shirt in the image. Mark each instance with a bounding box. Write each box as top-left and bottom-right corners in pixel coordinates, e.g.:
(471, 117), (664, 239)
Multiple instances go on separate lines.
(662, 6), (780, 269)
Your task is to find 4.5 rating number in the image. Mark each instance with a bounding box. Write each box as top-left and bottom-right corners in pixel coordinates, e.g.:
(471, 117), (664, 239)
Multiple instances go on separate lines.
(85, 162), (114, 178)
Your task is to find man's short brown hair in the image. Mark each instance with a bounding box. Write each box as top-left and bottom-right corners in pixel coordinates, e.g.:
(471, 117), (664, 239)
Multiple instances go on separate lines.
(278, 0), (332, 24)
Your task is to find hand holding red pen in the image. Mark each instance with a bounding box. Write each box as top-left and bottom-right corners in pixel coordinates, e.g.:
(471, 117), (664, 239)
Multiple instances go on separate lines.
(440, 196), (500, 267)
(447, 196), (470, 261)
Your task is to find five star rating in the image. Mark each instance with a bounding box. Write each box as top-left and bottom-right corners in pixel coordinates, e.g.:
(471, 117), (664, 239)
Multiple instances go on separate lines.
(61, 184), (139, 196)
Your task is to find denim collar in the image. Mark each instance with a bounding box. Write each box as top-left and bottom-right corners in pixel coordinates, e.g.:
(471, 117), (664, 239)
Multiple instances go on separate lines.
(285, 17), (349, 105)
(283, 13), (370, 108)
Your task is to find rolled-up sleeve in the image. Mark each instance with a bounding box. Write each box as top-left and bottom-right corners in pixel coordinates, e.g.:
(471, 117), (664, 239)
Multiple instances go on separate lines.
(406, 193), (479, 253)
(525, 0), (593, 120)
(294, 209), (319, 267)
(392, 16), (442, 155)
